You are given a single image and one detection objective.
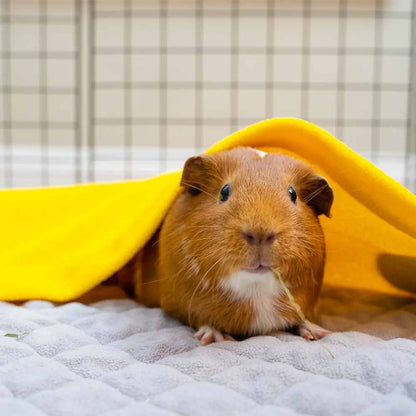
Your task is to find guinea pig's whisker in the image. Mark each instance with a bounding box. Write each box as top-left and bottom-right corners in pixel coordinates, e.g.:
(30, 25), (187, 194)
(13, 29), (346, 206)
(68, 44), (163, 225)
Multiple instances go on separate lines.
(151, 238), (162, 247)
(180, 182), (218, 201)
(204, 170), (224, 183)
(295, 243), (321, 256)
(187, 231), (216, 240)
(141, 278), (164, 286)
(183, 224), (222, 231)
(208, 162), (226, 182)
(303, 184), (328, 204)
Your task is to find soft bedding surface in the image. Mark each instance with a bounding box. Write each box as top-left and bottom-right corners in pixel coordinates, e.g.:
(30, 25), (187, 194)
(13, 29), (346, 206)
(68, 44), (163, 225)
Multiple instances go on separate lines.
(1, 286), (416, 416)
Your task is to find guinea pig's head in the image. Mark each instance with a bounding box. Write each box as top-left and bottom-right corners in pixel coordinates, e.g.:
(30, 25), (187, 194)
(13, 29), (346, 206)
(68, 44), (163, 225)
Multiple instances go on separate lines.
(169, 147), (333, 286)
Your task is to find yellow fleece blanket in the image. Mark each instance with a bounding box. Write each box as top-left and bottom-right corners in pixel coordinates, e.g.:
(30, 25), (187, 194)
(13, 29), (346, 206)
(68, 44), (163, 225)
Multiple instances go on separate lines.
(1, 118), (415, 302)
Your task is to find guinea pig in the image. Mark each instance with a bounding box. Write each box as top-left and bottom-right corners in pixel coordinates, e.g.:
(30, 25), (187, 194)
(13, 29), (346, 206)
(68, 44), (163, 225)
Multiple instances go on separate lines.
(124, 147), (334, 344)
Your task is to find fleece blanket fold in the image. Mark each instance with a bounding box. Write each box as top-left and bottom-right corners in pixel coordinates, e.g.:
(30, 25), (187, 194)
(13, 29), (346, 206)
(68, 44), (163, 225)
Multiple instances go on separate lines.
(0, 118), (415, 302)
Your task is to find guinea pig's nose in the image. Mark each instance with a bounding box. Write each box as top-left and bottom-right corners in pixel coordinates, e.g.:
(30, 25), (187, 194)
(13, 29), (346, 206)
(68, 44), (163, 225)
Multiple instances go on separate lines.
(242, 230), (277, 246)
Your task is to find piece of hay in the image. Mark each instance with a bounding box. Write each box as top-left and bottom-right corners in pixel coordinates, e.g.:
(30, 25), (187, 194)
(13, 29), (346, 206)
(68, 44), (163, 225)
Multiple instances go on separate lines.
(270, 266), (334, 358)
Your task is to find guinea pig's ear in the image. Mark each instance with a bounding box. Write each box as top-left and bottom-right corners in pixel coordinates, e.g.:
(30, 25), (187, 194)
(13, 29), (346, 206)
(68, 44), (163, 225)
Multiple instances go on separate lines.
(301, 174), (334, 217)
(180, 155), (211, 195)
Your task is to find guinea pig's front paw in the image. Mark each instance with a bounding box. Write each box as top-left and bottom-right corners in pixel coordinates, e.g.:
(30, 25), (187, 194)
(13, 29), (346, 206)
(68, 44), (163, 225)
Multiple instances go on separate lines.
(297, 322), (331, 341)
(194, 325), (235, 345)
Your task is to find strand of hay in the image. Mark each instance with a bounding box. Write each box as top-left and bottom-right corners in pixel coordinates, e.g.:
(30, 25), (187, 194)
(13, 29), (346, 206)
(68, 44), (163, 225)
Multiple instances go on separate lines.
(271, 266), (334, 359)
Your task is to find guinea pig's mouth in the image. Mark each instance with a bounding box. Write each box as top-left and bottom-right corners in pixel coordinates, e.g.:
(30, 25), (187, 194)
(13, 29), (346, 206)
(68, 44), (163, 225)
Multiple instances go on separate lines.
(243, 265), (271, 274)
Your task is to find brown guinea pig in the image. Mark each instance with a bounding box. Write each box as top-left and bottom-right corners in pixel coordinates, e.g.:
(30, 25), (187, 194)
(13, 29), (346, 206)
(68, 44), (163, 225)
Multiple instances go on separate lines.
(126, 147), (334, 344)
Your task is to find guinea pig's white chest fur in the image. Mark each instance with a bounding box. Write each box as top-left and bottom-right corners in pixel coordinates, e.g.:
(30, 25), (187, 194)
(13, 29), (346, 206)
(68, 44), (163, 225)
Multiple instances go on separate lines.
(220, 270), (293, 335)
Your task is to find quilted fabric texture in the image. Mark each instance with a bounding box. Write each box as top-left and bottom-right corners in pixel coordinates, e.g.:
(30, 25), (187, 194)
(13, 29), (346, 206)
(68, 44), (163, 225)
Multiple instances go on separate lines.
(1, 286), (416, 416)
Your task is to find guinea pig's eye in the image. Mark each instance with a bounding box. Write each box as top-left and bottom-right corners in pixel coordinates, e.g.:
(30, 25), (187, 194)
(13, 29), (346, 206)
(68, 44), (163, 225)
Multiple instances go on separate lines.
(220, 184), (230, 202)
(288, 186), (297, 204)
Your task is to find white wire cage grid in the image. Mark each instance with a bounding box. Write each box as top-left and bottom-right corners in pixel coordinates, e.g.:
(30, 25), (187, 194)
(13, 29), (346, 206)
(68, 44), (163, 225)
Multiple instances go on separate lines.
(0, 0), (415, 192)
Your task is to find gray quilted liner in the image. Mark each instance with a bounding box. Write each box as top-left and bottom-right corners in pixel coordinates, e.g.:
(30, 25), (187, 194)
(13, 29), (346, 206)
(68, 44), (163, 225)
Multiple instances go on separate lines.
(1, 285), (416, 416)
